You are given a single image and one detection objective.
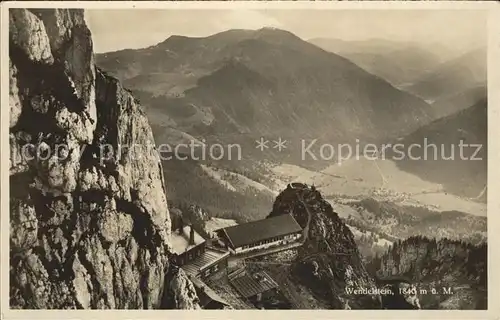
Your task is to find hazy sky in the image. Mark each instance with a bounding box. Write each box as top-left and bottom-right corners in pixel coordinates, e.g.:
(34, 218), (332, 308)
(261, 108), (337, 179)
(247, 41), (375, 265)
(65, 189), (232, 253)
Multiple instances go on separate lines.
(85, 9), (487, 54)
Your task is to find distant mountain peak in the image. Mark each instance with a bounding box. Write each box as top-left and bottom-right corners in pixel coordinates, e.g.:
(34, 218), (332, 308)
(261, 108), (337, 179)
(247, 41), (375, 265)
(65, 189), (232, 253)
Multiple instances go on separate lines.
(154, 34), (200, 49)
(97, 26), (435, 142)
(256, 26), (295, 34)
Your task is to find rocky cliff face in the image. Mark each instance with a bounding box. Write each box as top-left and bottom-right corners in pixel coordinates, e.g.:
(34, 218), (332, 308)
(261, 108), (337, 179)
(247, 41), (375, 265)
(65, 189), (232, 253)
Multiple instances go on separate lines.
(370, 237), (487, 309)
(9, 8), (199, 309)
(268, 185), (381, 309)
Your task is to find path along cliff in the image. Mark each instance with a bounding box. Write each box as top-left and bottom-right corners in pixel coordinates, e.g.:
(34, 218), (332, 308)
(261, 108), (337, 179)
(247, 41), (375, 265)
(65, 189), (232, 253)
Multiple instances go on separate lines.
(9, 8), (199, 309)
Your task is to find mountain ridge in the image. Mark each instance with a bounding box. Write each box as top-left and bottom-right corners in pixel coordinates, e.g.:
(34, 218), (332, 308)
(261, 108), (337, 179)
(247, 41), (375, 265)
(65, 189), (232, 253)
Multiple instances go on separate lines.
(266, 185), (382, 308)
(392, 98), (487, 200)
(97, 27), (435, 145)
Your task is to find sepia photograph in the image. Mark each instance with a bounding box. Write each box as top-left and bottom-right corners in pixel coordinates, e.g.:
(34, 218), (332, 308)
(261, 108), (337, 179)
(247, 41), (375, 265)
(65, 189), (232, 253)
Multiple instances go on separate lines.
(2, 1), (497, 316)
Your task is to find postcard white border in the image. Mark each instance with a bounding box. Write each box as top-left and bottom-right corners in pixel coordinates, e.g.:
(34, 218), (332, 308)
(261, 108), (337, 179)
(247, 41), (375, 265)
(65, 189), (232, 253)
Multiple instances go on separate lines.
(1, 1), (499, 319)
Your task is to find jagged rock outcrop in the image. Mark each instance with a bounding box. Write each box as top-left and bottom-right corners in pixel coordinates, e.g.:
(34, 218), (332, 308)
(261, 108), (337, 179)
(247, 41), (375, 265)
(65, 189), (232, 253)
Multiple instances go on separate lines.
(268, 184), (381, 309)
(161, 267), (200, 310)
(9, 8), (199, 309)
(370, 236), (487, 309)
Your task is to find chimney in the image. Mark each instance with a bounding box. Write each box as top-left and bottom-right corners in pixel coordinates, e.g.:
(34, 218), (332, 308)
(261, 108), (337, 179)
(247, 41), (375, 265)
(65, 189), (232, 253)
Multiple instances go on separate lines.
(189, 225), (195, 245)
(178, 218), (184, 234)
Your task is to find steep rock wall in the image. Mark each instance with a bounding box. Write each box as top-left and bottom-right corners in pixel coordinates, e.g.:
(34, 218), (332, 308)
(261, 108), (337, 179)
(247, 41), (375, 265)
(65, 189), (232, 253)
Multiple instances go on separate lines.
(9, 8), (199, 309)
(269, 185), (381, 309)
